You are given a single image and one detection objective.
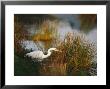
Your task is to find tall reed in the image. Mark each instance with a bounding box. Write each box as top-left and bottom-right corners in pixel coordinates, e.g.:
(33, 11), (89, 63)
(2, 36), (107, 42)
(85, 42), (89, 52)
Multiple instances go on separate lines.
(39, 32), (96, 76)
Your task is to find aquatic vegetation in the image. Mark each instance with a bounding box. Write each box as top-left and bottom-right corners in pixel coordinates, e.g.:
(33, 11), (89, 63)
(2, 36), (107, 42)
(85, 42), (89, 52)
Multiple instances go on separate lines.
(32, 20), (59, 50)
(39, 32), (97, 76)
(14, 21), (29, 56)
(33, 20), (59, 41)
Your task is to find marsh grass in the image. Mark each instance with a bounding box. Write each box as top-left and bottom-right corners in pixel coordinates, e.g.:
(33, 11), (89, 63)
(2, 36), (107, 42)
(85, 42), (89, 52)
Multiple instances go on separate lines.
(32, 20), (59, 50)
(33, 20), (59, 41)
(14, 21), (29, 56)
(39, 33), (96, 76)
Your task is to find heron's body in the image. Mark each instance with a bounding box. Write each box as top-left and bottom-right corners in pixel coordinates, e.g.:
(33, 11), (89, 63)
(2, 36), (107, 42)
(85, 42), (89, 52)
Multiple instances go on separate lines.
(26, 51), (44, 59)
(25, 48), (60, 62)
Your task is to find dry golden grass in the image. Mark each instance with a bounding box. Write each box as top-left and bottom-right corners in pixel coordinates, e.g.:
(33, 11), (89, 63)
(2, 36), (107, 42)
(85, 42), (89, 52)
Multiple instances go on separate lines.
(32, 20), (58, 42)
(32, 20), (59, 50)
(39, 32), (96, 76)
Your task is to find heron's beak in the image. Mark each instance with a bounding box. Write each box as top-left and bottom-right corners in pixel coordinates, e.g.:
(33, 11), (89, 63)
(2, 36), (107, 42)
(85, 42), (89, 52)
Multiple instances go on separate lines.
(55, 49), (62, 52)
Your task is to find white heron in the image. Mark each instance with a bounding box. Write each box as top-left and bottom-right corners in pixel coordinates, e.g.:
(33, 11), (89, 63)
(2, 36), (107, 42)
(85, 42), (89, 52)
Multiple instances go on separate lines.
(25, 48), (61, 62)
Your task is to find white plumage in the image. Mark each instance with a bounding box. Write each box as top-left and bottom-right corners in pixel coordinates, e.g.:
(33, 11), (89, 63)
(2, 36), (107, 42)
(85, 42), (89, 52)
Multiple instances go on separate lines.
(25, 48), (61, 62)
(25, 51), (44, 59)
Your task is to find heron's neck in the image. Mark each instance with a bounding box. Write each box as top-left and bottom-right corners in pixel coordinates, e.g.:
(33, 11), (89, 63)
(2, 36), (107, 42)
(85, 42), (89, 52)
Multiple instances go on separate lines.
(42, 50), (52, 59)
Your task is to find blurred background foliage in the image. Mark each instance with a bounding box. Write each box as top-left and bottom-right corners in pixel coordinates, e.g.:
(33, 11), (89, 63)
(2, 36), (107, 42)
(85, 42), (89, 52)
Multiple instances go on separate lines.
(79, 14), (97, 32)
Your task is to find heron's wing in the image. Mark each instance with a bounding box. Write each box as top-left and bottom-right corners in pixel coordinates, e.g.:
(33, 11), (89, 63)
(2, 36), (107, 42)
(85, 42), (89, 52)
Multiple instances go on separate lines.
(36, 51), (44, 58)
(29, 51), (44, 59)
(25, 50), (45, 61)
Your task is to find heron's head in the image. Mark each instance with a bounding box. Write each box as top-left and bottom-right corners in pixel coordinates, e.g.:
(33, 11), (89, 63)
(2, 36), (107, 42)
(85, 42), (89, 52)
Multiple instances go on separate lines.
(49, 48), (62, 52)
